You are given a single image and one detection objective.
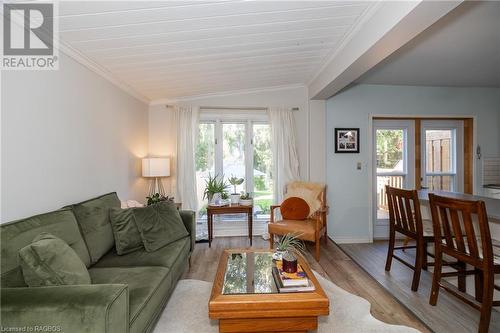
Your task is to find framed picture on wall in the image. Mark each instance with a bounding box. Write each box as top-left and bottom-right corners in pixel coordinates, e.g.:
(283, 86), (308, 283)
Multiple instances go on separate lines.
(334, 128), (359, 153)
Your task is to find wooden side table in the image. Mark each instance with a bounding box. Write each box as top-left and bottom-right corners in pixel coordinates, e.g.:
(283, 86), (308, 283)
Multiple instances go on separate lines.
(207, 204), (253, 247)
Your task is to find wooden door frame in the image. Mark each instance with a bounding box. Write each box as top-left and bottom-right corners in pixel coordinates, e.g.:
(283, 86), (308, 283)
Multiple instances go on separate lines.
(368, 115), (476, 241)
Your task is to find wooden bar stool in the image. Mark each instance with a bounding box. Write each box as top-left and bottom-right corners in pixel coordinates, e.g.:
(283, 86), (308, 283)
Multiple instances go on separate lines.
(385, 186), (435, 291)
(428, 194), (500, 333)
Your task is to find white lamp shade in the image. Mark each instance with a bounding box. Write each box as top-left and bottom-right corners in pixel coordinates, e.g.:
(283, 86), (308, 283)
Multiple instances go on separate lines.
(142, 158), (170, 177)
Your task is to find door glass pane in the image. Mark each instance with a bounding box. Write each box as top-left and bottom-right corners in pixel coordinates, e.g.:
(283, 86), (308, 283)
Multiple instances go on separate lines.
(425, 130), (453, 173)
(376, 129), (404, 172)
(426, 175), (453, 191)
(377, 176), (405, 220)
(253, 124), (273, 219)
(376, 129), (405, 220)
(195, 123), (215, 220)
(425, 129), (454, 191)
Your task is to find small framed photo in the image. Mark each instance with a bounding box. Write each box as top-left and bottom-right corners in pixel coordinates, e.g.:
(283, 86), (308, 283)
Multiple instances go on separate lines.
(334, 128), (359, 153)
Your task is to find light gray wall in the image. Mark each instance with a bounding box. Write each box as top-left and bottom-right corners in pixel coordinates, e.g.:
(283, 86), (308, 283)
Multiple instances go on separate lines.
(326, 84), (500, 243)
(1, 53), (149, 222)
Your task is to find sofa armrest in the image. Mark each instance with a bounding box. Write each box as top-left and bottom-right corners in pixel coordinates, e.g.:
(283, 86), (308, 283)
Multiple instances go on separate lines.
(1, 284), (129, 333)
(179, 210), (196, 251)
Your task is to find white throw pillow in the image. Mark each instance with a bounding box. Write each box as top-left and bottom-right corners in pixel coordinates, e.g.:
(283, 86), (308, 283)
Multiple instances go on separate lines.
(121, 200), (144, 208)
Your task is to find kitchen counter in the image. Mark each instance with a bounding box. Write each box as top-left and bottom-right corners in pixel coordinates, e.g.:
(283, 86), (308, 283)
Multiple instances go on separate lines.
(418, 189), (500, 223)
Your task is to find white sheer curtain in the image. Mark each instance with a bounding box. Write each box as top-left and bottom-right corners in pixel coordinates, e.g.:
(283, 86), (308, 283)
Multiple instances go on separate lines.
(268, 106), (300, 204)
(174, 105), (199, 211)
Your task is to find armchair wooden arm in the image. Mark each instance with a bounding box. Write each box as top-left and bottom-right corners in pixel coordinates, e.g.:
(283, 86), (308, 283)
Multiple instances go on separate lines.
(270, 205), (281, 223)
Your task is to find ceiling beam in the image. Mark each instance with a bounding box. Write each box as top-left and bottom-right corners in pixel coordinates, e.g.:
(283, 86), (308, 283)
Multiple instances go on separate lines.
(308, 0), (464, 100)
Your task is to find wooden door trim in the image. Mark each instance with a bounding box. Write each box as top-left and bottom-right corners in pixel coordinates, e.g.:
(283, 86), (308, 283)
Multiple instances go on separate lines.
(415, 119), (421, 191)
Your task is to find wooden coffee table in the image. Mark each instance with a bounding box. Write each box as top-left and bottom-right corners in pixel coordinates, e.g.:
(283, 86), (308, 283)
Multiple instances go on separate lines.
(209, 249), (329, 333)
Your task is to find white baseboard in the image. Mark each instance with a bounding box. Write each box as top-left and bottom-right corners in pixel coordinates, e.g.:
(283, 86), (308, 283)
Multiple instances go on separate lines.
(331, 237), (372, 244)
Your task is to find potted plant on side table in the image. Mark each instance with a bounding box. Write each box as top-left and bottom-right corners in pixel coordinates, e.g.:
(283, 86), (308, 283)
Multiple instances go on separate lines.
(203, 173), (229, 206)
(239, 192), (253, 206)
(228, 175), (244, 204)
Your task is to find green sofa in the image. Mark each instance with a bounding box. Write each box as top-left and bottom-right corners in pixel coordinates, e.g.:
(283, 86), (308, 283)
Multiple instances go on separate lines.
(0, 192), (195, 333)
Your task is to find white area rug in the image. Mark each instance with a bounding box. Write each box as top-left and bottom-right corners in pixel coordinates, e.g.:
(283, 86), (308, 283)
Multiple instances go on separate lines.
(154, 272), (421, 332)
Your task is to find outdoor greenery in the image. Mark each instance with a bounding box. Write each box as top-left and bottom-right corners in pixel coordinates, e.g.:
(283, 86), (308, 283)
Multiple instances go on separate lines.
(195, 123), (215, 173)
(376, 129), (403, 169)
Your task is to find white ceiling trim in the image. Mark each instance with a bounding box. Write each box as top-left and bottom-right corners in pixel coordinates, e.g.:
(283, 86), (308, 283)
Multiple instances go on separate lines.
(149, 83), (305, 106)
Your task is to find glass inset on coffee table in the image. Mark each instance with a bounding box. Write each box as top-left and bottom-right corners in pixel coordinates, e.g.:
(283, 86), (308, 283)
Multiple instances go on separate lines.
(222, 252), (278, 294)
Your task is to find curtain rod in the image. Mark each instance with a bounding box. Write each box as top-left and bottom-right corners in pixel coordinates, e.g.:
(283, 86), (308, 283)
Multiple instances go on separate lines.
(165, 105), (299, 111)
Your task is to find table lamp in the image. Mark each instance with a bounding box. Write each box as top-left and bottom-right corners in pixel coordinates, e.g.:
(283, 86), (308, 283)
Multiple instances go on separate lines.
(142, 157), (170, 196)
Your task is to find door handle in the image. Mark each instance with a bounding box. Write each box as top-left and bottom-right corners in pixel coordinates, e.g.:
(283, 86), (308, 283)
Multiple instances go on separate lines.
(420, 186), (429, 190)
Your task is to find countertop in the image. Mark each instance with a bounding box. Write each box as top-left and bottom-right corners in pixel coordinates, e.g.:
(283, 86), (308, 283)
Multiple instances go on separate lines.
(418, 189), (500, 222)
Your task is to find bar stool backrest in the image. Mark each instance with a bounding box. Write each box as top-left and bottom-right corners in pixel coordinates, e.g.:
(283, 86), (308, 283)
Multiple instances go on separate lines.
(428, 193), (493, 268)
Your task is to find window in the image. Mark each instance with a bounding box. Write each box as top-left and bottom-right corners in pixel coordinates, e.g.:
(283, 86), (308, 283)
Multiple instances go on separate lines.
(195, 111), (273, 224)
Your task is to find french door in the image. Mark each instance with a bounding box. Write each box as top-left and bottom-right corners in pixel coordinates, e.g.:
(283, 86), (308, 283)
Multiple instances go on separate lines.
(373, 120), (415, 239)
(372, 118), (465, 239)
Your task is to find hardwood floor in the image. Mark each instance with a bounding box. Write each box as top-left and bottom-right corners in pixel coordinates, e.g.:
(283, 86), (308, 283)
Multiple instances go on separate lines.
(183, 236), (430, 333)
(340, 240), (500, 333)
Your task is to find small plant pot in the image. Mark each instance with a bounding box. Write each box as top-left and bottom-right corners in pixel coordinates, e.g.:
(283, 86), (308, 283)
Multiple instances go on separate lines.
(273, 249), (286, 260)
(210, 192), (223, 205)
(239, 198), (253, 206)
(282, 256), (298, 273)
(230, 194), (240, 205)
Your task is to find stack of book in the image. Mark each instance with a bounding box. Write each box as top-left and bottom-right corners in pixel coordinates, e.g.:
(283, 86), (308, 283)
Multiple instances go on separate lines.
(272, 260), (315, 293)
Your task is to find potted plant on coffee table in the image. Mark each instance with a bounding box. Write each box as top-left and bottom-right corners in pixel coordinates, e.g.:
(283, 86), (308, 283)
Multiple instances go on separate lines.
(203, 173), (229, 206)
(228, 175), (244, 204)
(274, 233), (305, 273)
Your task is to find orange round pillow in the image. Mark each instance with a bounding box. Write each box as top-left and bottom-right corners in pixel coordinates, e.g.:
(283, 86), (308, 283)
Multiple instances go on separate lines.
(280, 197), (310, 220)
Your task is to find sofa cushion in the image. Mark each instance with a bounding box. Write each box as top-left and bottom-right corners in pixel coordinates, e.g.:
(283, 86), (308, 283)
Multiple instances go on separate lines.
(70, 192), (120, 264)
(94, 236), (190, 269)
(19, 233), (91, 287)
(89, 266), (171, 333)
(134, 202), (188, 252)
(1, 208), (90, 287)
(109, 208), (143, 255)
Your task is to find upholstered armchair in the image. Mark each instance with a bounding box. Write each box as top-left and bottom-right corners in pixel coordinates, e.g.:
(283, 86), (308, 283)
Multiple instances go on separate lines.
(268, 181), (329, 261)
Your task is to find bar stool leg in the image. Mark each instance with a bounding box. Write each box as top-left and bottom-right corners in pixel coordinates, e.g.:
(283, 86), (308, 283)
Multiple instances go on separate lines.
(478, 273), (494, 333)
(430, 246), (443, 306)
(385, 226), (395, 271)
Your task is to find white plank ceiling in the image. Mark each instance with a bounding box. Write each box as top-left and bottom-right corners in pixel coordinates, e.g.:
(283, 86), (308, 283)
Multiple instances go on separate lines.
(58, 1), (376, 100)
